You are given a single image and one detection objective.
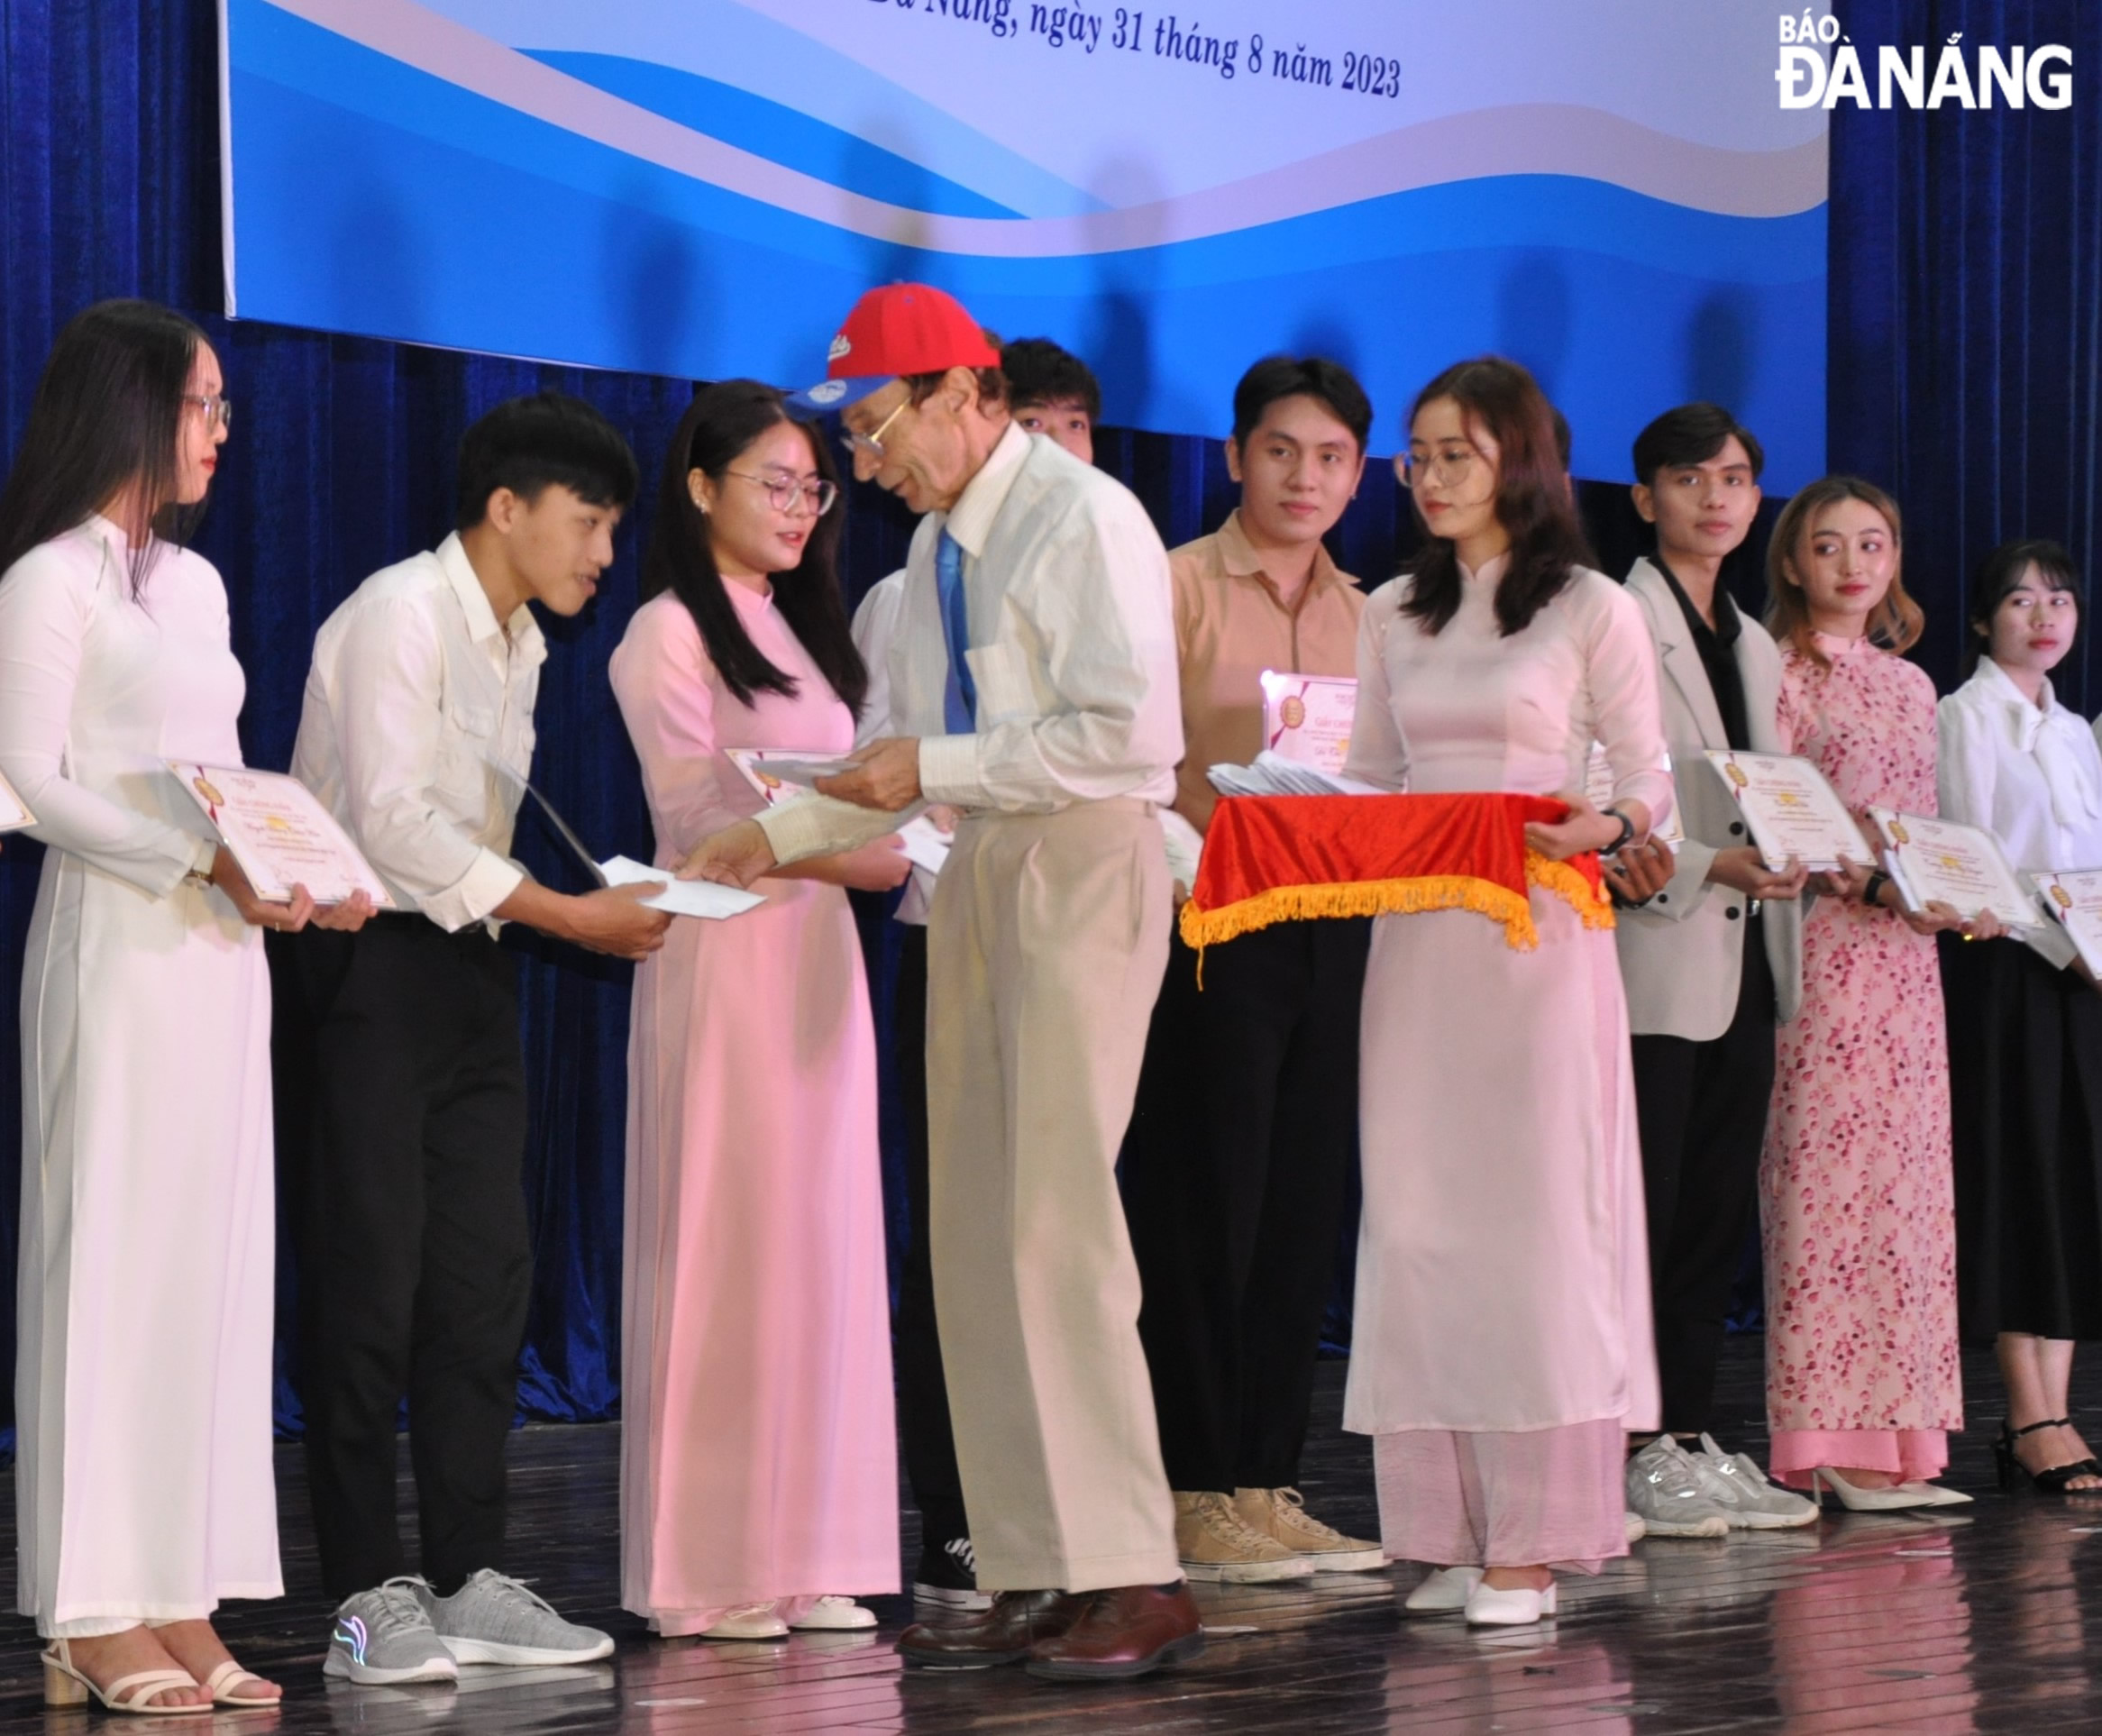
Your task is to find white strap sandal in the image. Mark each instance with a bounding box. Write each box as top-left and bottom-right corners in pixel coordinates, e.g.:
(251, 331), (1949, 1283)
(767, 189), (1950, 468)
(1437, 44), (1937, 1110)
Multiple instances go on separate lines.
(41, 1640), (202, 1714)
(204, 1658), (279, 1706)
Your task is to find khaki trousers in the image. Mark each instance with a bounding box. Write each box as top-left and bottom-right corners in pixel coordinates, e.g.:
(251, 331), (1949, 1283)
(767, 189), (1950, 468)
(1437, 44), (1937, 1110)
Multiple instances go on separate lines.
(926, 800), (1179, 1592)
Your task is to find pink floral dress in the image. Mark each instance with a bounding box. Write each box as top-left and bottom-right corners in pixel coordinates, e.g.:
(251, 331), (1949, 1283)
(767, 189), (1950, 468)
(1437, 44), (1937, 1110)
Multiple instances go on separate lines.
(1759, 633), (1962, 1486)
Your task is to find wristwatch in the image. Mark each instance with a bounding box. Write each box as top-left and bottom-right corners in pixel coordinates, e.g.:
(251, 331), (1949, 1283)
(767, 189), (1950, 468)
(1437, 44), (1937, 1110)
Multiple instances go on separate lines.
(183, 836), (218, 890)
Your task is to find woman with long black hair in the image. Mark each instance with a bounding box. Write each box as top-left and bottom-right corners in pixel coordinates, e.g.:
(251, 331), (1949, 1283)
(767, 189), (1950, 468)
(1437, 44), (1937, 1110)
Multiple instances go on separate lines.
(1342, 356), (1668, 1627)
(610, 379), (908, 1640)
(0, 299), (368, 1712)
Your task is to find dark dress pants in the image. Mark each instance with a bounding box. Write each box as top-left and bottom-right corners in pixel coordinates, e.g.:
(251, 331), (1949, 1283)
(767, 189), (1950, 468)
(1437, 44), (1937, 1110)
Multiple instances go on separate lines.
(1121, 918), (1371, 1494)
(273, 918), (532, 1600)
(1629, 912), (1778, 1435)
(891, 924), (970, 1545)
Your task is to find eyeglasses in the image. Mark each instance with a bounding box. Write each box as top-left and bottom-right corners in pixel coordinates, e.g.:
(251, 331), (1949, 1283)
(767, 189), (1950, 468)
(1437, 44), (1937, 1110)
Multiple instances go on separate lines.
(1397, 445), (1481, 489)
(724, 471), (839, 516)
(838, 394), (910, 462)
(184, 393), (233, 431)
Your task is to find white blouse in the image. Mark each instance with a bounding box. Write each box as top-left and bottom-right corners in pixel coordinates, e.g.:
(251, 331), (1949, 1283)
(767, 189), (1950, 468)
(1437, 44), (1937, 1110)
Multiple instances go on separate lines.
(1938, 657), (2102, 968)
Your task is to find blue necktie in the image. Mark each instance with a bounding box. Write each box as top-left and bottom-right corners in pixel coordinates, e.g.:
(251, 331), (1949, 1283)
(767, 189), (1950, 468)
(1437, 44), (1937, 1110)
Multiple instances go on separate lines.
(936, 527), (976, 733)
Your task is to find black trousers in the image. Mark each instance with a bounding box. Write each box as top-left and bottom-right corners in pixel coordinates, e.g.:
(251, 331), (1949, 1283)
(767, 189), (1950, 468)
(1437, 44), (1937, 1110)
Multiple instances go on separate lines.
(891, 924), (970, 1546)
(1120, 918), (1370, 1494)
(1629, 912), (1777, 1435)
(272, 918), (533, 1600)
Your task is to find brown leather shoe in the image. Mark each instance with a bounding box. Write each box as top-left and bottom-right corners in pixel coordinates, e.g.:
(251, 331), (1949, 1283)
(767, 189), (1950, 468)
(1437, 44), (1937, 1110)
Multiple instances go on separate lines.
(898, 1589), (1090, 1669)
(1024, 1582), (1204, 1681)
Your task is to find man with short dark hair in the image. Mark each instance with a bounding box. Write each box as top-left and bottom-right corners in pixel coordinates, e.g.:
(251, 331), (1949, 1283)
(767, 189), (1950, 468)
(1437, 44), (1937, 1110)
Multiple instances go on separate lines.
(1606, 402), (1816, 1535)
(1120, 356), (1384, 1581)
(1001, 337), (1101, 462)
(278, 392), (671, 1683)
(689, 284), (1202, 1681)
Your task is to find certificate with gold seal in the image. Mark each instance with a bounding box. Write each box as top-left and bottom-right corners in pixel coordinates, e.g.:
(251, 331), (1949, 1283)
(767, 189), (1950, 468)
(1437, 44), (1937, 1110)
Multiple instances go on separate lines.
(2033, 870), (2102, 974)
(1868, 808), (2037, 931)
(1260, 672), (1357, 777)
(170, 762), (396, 909)
(1703, 750), (1869, 872)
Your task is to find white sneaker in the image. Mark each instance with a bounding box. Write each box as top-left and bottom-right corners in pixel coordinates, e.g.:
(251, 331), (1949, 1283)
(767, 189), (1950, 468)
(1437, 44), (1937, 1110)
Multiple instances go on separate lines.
(1624, 1437), (1731, 1538)
(1686, 1434), (1819, 1529)
(1402, 1566), (1483, 1613)
(699, 1603), (790, 1640)
(788, 1596), (877, 1631)
(1463, 1579), (1558, 1626)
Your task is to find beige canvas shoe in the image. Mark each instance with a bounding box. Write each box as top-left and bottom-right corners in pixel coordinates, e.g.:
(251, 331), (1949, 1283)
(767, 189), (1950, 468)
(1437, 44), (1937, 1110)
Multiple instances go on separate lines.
(1174, 1491), (1312, 1583)
(1232, 1487), (1386, 1573)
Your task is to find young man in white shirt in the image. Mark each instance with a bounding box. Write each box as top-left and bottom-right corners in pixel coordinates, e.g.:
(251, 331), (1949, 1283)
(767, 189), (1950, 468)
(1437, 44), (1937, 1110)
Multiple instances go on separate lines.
(277, 393), (671, 1683)
(689, 284), (1201, 1680)
(1604, 403), (1816, 1534)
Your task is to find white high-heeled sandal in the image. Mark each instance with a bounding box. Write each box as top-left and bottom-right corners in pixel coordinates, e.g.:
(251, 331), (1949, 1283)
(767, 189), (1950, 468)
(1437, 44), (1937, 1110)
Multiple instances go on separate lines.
(1810, 1466), (1937, 1511)
(1402, 1566), (1483, 1614)
(1463, 1579), (1558, 1626)
(41, 1639), (202, 1715)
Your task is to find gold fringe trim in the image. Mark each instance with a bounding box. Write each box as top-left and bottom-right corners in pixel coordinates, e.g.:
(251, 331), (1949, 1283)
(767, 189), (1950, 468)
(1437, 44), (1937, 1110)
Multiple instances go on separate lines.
(1180, 874), (1539, 955)
(1526, 853), (1618, 931)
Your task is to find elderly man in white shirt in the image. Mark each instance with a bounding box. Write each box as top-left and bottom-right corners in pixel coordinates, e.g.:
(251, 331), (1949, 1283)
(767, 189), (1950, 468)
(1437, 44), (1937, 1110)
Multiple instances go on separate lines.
(278, 393), (668, 1686)
(688, 285), (1200, 1680)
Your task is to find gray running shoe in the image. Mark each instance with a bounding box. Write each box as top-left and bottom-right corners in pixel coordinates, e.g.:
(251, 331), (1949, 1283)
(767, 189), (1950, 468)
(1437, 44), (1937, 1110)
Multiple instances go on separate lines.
(416, 1569), (615, 1667)
(324, 1577), (460, 1685)
(1689, 1433), (1820, 1529)
(1624, 1436), (1731, 1539)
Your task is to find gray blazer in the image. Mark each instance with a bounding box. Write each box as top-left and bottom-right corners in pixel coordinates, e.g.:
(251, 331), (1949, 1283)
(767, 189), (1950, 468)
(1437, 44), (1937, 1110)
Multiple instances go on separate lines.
(1614, 558), (1804, 1037)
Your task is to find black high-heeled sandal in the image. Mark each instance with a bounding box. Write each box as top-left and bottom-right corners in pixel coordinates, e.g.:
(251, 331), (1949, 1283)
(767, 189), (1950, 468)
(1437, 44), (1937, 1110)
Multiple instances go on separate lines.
(1996, 1418), (2102, 1494)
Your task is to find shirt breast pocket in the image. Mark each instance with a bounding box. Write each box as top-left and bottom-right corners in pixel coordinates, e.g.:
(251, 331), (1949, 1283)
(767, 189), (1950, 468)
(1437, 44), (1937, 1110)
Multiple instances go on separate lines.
(441, 699), (499, 791)
(964, 642), (1034, 726)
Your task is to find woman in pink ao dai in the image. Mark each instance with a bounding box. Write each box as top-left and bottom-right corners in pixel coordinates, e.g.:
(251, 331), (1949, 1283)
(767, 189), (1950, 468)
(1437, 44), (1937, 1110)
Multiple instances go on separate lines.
(610, 382), (910, 1640)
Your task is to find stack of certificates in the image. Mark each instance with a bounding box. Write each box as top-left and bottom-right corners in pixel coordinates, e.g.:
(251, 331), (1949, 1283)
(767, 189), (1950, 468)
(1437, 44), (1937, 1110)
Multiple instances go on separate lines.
(1207, 752), (1383, 799)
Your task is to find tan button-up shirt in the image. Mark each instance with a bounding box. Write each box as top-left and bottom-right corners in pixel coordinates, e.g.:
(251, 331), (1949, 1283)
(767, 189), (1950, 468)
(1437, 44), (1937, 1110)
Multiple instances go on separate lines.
(1170, 509), (1365, 832)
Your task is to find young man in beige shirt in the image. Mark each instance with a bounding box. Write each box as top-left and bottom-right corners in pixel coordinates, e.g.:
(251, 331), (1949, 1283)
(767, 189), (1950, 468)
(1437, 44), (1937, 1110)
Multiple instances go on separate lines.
(1120, 357), (1386, 1580)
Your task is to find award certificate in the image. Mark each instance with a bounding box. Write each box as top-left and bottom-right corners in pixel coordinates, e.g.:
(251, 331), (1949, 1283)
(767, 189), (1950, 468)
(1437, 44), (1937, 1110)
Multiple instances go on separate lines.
(725, 747), (818, 809)
(0, 764), (34, 834)
(170, 763), (396, 908)
(1260, 672), (1357, 776)
(1704, 751), (1869, 872)
(1585, 744), (1684, 851)
(1869, 809), (2037, 931)
(2033, 870), (2102, 974)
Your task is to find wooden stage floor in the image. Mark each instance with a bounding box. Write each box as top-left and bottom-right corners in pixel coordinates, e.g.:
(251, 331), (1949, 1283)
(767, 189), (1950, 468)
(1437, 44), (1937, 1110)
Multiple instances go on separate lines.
(2, 1337), (2098, 1731)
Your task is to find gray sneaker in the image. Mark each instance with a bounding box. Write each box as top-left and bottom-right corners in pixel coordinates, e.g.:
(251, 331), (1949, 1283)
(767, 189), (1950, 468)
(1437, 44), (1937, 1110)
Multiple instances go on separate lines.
(325, 1576), (460, 1685)
(416, 1569), (615, 1667)
(1624, 1436), (1731, 1538)
(1688, 1433), (1821, 1529)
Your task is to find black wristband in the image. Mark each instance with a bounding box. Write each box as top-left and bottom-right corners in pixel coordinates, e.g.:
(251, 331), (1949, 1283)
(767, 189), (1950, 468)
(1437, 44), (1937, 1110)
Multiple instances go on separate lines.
(1862, 870), (1890, 909)
(1603, 808), (1636, 856)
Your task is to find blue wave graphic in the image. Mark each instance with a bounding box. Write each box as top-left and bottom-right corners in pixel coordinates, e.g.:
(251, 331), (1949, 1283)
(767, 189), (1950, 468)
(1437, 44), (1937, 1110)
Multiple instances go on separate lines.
(519, 50), (1023, 221)
(225, 3), (1826, 486)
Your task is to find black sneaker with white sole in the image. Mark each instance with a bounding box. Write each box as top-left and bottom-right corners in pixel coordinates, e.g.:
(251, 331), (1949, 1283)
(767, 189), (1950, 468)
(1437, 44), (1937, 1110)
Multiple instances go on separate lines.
(912, 1535), (993, 1613)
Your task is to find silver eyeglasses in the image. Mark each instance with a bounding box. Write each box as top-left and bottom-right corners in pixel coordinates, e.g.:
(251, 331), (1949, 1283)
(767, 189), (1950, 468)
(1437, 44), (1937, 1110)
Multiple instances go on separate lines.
(838, 395), (910, 463)
(1397, 445), (1481, 489)
(184, 393), (233, 431)
(724, 470), (839, 516)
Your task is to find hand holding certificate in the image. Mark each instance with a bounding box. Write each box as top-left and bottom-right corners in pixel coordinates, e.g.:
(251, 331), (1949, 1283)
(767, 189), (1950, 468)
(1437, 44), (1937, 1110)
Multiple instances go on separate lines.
(2034, 870), (2102, 975)
(172, 763), (395, 908)
(1869, 809), (2036, 933)
(1704, 750), (1870, 873)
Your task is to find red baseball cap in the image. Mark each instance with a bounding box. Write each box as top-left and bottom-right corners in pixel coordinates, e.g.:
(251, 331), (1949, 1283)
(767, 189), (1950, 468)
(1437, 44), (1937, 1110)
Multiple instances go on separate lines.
(789, 283), (1001, 412)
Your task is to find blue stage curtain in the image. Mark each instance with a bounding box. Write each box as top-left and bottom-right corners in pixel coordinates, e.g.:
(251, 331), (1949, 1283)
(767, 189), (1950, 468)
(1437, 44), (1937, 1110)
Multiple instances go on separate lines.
(1826, 0), (2102, 704)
